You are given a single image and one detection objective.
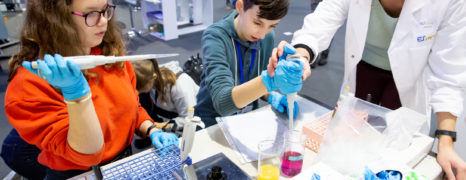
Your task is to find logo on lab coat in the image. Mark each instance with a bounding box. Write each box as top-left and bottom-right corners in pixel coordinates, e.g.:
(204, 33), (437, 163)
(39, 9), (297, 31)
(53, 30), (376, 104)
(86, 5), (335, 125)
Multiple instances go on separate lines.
(417, 21), (437, 43)
(417, 34), (435, 42)
(419, 21), (434, 27)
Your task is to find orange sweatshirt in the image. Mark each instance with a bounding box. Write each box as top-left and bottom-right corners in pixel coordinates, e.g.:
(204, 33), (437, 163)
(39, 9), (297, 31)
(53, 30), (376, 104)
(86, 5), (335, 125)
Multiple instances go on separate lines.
(4, 48), (152, 170)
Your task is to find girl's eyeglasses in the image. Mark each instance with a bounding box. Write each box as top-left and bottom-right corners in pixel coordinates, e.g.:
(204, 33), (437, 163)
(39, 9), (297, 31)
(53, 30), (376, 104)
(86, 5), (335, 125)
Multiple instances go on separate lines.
(71, 3), (116, 27)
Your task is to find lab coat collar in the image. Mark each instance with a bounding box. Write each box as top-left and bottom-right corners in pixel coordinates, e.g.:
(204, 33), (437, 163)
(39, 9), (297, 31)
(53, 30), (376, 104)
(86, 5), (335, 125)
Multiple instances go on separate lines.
(390, 0), (428, 49)
(405, 0), (429, 13)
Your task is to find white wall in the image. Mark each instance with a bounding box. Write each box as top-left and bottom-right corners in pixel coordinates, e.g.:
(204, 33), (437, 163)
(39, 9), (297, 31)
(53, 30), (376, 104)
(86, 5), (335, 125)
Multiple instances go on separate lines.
(455, 106), (466, 160)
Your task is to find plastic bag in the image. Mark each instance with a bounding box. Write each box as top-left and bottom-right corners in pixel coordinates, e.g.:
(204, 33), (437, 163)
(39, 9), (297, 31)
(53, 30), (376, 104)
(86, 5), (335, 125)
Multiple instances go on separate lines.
(382, 107), (426, 151)
(315, 96), (390, 176)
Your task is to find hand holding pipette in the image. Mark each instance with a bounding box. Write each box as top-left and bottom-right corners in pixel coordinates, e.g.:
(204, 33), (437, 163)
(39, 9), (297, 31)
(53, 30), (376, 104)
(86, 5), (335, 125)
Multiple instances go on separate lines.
(261, 47), (303, 95)
(280, 45), (298, 130)
(22, 54), (91, 100)
(279, 45), (304, 131)
(23, 53), (179, 100)
(262, 44), (302, 129)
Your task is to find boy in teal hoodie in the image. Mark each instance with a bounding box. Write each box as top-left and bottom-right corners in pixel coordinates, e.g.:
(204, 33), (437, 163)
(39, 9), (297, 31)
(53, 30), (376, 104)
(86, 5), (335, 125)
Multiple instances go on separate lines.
(195, 0), (308, 127)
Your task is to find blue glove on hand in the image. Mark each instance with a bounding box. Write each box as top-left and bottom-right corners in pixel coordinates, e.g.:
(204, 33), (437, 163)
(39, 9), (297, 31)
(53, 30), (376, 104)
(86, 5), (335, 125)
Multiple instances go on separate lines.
(279, 44), (297, 61)
(22, 54), (90, 100)
(262, 44), (303, 94)
(262, 60), (303, 94)
(268, 92), (299, 119)
(274, 60), (303, 94)
(150, 130), (179, 149)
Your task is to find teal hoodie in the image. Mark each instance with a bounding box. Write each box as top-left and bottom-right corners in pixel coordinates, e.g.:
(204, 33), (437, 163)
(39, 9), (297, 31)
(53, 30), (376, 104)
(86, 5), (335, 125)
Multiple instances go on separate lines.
(194, 11), (275, 127)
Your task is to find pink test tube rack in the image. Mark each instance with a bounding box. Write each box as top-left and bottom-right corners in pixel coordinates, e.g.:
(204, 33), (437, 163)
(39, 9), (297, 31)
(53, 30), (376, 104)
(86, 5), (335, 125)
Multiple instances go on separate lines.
(302, 110), (369, 152)
(302, 111), (333, 153)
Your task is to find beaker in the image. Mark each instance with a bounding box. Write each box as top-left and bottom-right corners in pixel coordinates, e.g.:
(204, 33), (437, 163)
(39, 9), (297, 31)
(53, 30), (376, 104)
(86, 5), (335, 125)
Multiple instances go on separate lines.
(281, 130), (306, 177)
(257, 140), (283, 180)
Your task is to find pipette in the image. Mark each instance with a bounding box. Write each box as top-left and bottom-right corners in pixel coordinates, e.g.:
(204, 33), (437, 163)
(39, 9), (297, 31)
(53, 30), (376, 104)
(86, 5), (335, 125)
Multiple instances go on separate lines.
(30, 53), (179, 70)
(284, 54), (307, 131)
(179, 108), (204, 180)
(287, 92), (297, 131)
(180, 107), (205, 164)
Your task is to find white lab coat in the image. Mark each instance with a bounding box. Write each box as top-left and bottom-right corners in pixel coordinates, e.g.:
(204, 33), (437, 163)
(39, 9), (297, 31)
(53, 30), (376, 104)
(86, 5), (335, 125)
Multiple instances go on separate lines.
(292, 0), (466, 134)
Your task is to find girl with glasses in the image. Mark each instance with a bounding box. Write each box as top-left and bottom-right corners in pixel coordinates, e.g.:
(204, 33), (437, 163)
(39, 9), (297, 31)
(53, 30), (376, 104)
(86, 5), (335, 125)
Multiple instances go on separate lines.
(4, 0), (178, 179)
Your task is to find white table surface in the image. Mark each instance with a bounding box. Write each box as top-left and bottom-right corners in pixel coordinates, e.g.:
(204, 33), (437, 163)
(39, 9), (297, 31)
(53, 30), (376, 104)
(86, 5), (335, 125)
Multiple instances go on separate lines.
(71, 96), (443, 180)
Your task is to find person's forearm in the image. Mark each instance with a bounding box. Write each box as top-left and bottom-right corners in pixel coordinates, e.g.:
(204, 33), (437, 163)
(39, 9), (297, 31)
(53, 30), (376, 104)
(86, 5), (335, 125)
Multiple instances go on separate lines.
(437, 112), (457, 148)
(67, 94), (104, 154)
(232, 76), (268, 108)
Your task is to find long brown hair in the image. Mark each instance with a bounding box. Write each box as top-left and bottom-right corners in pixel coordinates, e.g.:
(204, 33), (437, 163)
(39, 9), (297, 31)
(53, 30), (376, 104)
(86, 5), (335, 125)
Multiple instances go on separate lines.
(132, 59), (177, 103)
(7, 0), (125, 81)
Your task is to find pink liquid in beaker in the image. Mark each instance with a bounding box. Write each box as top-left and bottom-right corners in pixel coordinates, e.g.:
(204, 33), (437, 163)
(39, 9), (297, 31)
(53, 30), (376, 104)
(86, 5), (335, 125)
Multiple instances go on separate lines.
(281, 151), (303, 177)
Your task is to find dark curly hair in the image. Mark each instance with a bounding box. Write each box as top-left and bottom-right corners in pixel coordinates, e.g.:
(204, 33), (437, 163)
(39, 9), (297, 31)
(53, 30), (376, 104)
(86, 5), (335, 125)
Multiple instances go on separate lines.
(242, 0), (289, 20)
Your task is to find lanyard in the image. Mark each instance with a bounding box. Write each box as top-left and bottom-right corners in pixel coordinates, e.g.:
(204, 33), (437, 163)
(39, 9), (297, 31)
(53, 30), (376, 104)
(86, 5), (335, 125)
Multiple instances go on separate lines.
(236, 41), (256, 84)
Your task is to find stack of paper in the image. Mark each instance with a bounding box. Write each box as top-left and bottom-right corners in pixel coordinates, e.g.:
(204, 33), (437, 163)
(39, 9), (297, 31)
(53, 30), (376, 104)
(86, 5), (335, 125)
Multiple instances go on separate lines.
(216, 108), (288, 163)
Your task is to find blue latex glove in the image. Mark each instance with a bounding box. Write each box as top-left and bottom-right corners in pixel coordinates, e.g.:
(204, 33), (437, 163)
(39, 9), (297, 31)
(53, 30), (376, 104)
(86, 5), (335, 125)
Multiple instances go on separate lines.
(261, 60), (303, 94)
(22, 54), (90, 100)
(268, 92), (299, 119)
(279, 44), (297, 61)
(275, 60), (303, 94)
(150, 130), (179, 149)
(262, 44), (303, 94)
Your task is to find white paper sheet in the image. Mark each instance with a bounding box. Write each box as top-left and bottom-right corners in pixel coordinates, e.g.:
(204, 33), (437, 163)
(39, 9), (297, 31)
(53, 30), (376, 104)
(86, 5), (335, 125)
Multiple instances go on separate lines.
(217, 109), (288, 163)
(216, 96), (331, 163)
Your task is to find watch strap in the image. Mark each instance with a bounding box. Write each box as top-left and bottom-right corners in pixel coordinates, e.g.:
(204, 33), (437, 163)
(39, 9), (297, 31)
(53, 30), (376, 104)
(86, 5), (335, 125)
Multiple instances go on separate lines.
(146, 124), (156, 136)
(435, 130), (456, 142)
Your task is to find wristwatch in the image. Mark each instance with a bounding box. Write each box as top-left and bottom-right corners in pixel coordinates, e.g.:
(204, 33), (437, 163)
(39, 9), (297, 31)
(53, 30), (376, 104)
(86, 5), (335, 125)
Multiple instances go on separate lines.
(435, 130), (456, 142)
(146, 124), (156, 136)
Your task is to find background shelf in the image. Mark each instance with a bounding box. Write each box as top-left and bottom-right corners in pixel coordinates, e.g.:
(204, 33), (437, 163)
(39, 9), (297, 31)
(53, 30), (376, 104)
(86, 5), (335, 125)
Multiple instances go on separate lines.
(141, 0), (213, 41)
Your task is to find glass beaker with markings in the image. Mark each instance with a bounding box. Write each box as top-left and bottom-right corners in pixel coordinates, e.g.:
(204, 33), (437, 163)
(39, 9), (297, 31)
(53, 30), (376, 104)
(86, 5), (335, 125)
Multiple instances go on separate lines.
(257, 140), (284, 180)
(281, 130), (306, 177)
